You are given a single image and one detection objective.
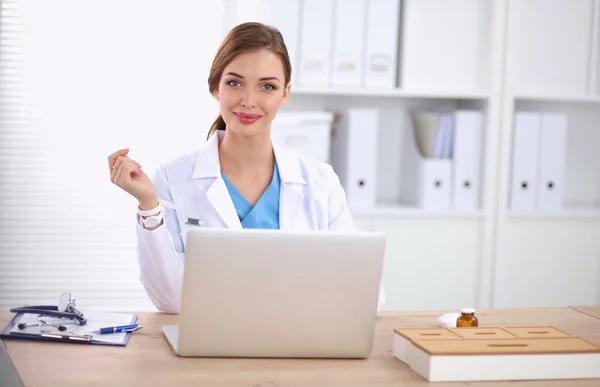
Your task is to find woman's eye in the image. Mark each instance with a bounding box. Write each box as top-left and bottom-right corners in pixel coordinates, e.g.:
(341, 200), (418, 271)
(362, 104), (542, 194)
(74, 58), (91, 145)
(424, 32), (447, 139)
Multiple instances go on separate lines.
(227, 80), (241, 87)
(262, 84), (276, 91)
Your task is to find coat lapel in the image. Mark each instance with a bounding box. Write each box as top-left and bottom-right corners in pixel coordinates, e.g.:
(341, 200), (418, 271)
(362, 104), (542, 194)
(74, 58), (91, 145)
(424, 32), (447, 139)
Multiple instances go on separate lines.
(273, 141), (306, 230)
(279, 183), (303, 229)
(206, 178), (242, 229)
(192, 131), (242, 229)
(191, 131), (305, 230)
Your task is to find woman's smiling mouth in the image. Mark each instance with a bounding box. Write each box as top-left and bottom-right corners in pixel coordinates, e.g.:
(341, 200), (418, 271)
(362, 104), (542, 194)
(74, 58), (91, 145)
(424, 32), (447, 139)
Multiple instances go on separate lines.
(234, 112), (262, 124)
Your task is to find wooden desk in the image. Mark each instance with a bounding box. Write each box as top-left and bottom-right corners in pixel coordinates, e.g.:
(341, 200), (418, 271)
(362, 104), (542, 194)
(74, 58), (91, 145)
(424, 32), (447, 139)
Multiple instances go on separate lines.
(2, 306), (600, 387)
(570, 305), (600, 320)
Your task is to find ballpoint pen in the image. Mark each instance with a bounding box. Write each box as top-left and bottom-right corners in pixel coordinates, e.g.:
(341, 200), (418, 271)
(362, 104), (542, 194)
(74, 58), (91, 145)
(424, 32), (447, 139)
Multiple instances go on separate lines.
(93, 324), (143, 334)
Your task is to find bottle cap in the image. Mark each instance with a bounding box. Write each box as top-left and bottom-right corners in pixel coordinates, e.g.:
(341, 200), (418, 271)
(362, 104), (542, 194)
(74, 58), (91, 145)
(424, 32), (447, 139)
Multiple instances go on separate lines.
(461, 308), (476, 314)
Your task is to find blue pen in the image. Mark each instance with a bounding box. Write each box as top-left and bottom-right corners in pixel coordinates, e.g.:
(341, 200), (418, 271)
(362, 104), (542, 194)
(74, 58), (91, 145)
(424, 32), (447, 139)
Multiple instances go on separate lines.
(94, 324), (143, 334)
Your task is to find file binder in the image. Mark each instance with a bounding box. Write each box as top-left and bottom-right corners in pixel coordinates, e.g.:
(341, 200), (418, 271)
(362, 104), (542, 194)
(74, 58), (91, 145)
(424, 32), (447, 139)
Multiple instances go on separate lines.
(331, 0), (368, 87)
(330, 108), (379, 208)
(400, 111), (452, 209)
(221, 0), (263, 37)
(297, 0), (335, 86)
(258, 0), (301, 85)
(452, 110), (484, 210)
(536, 113), (568, 212)
(410, 110), (454, 159)
(510, 112), (541, 212)
(363, 0), (400, 88)
(1, 310), (138, 346)
(270, 111), (335, 163)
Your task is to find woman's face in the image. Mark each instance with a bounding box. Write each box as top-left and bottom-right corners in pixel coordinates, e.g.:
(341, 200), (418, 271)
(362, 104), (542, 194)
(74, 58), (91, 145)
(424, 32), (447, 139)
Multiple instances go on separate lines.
(214, 49), (290, 138)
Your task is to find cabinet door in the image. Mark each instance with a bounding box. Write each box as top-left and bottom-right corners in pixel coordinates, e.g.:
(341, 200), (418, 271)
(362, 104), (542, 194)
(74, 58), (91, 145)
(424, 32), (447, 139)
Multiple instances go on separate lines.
(352, 215), (374, 232)
(494, 219), (600, 308)
(507, 0), (594, 95)
(374, 217), (482, 311)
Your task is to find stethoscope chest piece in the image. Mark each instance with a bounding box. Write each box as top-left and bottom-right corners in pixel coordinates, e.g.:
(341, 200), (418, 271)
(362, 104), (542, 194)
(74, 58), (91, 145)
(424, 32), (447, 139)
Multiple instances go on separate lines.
(10, 291), (87, 326)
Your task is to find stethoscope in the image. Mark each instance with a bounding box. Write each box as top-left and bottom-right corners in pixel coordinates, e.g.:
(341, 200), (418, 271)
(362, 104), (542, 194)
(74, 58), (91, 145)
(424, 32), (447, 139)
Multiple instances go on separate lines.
(16, 315), (80, 332)
(10, 292), (87, 330)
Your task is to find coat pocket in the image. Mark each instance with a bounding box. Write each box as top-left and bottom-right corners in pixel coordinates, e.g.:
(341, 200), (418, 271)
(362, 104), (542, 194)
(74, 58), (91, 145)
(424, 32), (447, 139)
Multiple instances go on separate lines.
(177, 215), (206, 249)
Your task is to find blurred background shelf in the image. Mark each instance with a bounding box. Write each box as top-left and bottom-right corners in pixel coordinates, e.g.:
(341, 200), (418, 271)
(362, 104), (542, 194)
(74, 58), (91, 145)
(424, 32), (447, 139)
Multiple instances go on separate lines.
(350, 203), (485, 218)
(507, 208), (600, 220)
(514, 94), (600, 104)
(292, 87), (490, 100)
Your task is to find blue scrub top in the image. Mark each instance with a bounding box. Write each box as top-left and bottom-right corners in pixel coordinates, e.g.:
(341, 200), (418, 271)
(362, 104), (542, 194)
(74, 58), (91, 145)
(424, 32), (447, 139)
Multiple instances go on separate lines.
(221, 163), (280, 229)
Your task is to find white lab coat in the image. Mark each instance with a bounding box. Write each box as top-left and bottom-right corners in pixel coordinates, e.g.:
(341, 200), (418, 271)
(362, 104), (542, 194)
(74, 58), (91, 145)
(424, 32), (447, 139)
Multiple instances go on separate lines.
(135, 130), (385, 313)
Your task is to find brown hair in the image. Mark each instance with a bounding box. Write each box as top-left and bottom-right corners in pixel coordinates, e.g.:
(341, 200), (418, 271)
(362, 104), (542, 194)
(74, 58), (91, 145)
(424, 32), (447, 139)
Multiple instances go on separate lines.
(206, 22), (292, 140)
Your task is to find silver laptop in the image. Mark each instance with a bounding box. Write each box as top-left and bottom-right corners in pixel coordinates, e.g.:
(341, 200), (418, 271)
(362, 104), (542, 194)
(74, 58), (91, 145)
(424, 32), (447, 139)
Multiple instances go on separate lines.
(162, 227), (385, 358)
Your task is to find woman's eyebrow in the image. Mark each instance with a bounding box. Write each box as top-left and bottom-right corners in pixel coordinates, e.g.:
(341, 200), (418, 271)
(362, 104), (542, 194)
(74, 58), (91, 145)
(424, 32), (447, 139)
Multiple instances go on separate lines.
(225, 72), (280, 82)
(259, 76), (280, 82)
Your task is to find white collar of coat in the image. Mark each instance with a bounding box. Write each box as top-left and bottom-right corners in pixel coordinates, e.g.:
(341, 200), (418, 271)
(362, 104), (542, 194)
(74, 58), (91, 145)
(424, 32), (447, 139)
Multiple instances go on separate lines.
(191, 129), (306, 184)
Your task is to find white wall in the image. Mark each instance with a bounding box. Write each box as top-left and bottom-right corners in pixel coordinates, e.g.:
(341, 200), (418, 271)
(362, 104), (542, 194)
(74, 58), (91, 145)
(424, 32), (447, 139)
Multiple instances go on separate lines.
(0, 0), (222, 311)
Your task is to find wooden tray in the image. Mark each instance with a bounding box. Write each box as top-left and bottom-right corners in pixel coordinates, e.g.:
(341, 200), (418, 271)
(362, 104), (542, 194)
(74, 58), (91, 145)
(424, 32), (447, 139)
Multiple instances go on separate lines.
(392, 326), (600, 382)
(394, 325), (578, 343)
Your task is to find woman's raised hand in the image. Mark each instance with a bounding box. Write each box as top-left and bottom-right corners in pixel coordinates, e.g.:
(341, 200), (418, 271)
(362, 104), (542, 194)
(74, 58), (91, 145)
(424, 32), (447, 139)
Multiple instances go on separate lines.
(108, 149), (158, 209)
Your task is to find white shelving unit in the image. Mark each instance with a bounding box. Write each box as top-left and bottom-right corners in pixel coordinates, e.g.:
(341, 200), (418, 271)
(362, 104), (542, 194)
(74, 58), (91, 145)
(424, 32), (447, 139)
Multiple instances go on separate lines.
(493, 0), (600, 309)
(223, 0), (600, 311)
(279, 0), (503, 312)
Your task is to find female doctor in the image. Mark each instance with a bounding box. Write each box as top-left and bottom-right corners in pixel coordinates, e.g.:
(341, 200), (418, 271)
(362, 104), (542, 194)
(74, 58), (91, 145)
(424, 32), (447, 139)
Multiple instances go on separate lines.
(107, 22), (385, 313)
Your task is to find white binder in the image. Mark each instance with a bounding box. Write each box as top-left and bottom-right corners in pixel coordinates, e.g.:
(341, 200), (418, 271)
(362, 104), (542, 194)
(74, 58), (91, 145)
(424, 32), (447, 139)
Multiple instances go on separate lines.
(259, 0), (301, 85)
(297, 0), (335, 87)
(221, 0), (264, 34)
(363, 0), (400, 88)
(452, 110), (484, 210)
(270, 111), (335, 164)
(536, 113), (568, 212)
(510, 112), (541, 212)
(330, 108), (379, 208)
(399, 112), (452, 210)
(221, 0), (300, 78)
(331, 0), (368, 87)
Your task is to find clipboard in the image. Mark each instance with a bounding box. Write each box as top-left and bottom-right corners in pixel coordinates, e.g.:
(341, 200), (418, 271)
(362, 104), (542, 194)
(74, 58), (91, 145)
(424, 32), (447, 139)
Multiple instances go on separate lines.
(1, 310), (139, 347)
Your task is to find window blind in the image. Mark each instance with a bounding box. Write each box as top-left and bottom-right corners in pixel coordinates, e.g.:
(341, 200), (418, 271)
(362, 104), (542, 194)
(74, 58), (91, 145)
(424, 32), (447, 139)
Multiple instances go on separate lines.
(0, 0), (222, 312)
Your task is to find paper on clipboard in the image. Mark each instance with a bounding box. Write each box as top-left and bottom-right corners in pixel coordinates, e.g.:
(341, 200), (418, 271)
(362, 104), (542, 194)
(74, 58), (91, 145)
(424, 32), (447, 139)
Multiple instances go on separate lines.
(2, 310), (138, 346)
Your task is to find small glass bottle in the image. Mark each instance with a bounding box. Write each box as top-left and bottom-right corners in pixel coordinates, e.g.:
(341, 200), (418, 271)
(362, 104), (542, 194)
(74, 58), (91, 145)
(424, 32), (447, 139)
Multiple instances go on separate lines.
(456, 308), (478, 327)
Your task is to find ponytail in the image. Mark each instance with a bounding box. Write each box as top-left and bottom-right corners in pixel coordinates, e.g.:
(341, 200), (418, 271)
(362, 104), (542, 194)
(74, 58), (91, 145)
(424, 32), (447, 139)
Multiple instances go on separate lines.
(207, 114), (226, 140)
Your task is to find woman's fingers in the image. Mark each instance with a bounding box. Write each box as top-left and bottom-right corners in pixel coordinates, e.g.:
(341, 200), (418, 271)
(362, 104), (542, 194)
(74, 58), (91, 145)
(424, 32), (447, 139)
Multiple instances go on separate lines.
(111, 158), (141, 186)
(113, 162), (128, 186)
(110, 156), (125, 183)
(107, 148), (129, 174)
(109, 154), (142, 182)
(114, 159), (140, 187)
